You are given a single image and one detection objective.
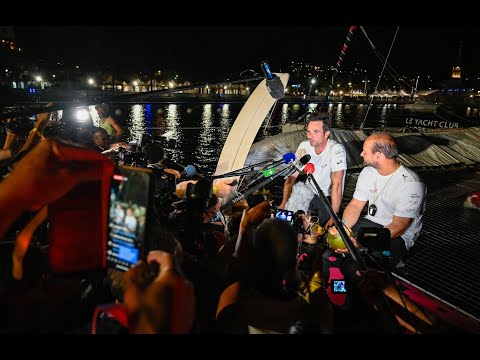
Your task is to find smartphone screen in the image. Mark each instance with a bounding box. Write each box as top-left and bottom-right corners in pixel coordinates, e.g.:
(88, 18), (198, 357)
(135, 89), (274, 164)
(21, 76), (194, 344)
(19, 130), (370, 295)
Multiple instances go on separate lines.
(107, 166), (152, 271)
(331, 280), (347, 294)
(275, 208), (294, 223)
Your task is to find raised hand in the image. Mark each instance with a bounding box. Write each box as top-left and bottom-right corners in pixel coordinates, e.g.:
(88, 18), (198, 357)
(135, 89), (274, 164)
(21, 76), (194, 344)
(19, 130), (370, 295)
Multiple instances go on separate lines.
(123, 250), (195, 334)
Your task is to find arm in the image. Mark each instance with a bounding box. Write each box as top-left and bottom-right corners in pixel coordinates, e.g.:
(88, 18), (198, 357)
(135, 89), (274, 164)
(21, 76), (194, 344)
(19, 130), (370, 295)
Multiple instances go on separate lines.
(163, 168), (182, 179)
(176, 179), (236, 199)
(232, 201), (270, 273)
(326, 169), (345, 227)
(385, 215), (413, 239)
(18, 106), (52, 154)
(279, 172), (298, 209)
(0, 139), (110, 237)
(385, 181), (425, 239)
(0, 148), (12, 161)
(341, 197), (367, 230)
(108, 117), (124, 141)
(123, 250), (195, 334)
(3, 130), (16, 149)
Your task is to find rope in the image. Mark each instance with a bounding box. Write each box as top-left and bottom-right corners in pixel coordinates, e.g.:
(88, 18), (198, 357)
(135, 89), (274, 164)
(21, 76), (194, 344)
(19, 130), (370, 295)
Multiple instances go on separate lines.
(360, 26), (400, 129)
(360, 26), (414, 93)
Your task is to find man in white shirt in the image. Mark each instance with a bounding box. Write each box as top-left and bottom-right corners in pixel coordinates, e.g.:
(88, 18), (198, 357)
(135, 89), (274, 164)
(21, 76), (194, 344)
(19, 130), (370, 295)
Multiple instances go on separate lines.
(124, 207), (138, 233)
(340, 132), (426, 268)
(279, 111), (347, 227)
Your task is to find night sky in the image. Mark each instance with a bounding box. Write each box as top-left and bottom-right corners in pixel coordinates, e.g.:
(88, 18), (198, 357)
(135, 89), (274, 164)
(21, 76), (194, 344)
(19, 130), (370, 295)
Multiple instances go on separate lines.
(13, 26), (480, 82)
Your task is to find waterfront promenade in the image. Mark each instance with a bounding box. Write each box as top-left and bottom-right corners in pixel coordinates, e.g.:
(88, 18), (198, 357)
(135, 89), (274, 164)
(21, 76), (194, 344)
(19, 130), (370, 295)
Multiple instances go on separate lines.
(10, 88), (417, 106)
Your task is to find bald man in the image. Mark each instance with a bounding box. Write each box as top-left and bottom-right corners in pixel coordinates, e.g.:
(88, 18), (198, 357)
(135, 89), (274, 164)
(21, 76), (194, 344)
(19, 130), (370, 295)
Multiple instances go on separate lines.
(340, 132), (426, 268)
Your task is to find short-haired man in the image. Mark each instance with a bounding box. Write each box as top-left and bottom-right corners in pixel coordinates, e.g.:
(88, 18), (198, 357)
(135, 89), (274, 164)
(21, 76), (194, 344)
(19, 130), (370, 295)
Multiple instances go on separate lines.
(279, 111), (347, 227)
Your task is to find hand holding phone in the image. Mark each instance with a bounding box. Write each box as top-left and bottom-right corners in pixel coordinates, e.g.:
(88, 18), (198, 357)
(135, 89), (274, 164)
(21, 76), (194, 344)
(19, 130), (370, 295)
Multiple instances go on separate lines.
(122, 250), (195, 334)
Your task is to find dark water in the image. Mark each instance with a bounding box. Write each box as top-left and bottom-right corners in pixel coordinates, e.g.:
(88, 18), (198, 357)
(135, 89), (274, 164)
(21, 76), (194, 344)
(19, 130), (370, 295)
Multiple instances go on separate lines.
(88, 101), (480, 176)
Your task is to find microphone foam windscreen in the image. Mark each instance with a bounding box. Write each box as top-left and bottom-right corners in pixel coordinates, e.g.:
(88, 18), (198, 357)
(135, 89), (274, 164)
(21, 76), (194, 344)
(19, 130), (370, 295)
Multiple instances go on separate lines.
(184, 164), (197, 177)
(266, 75), (285, 100)
(304, 163), (315, 175)
(299, 154), (311, 165)
(283, 152), (296, 164)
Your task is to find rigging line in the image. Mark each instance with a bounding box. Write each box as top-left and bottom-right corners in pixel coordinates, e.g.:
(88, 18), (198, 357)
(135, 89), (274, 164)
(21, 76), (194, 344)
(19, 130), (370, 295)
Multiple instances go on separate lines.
(360, 26), (400, 129)
(360, 26), (409, 84)
(360, 26), (414, 92)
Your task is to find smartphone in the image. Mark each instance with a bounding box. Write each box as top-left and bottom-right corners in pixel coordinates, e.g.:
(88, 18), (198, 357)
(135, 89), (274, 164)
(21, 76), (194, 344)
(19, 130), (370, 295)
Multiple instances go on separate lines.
(331, 280), (347, 294)
(48, 159), (114, 274)
(275, 208), (294, 223)
(107, 165), (153, 271)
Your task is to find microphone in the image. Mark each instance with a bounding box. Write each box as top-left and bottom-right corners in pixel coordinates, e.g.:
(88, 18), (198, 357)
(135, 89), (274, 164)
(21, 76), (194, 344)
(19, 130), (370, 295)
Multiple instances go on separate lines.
(261, 61), (285, 100)
(283, 154), (312, 178)
(304, 162), (315, 175)
(180, 164), (197, 178)
(220, 163), (294, 212)
(247, 152), (296, 184)
(266, 152), (296, 169)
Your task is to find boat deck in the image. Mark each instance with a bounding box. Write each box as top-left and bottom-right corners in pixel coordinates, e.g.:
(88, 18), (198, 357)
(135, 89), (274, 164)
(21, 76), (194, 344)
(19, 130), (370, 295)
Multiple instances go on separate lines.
(341, 166), (480, 332)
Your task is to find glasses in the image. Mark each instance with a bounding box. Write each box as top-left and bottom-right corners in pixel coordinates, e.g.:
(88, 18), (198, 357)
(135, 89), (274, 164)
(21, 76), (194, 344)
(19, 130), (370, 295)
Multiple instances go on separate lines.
(368, 204), (377, 216)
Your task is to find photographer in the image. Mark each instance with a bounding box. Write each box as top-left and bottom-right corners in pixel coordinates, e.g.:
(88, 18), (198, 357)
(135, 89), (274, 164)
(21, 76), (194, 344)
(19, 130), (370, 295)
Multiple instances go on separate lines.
(216, 202), (334, 334)
(92, 127), (131, 155)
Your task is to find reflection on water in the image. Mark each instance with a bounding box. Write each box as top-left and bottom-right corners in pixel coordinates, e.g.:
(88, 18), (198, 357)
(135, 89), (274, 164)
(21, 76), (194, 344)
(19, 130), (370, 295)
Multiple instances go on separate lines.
(88, 105), (100, 126)
(129, 104), (146, 143)
(198, 104), (215, 170)
(104, 101), (478, 175)
(165, 104), (182, 164)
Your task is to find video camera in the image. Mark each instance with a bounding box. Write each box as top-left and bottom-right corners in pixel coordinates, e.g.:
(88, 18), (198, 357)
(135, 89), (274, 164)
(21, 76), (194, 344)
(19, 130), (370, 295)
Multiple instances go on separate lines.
(2, 115), (34, 137)
(115, 134), (160, 168)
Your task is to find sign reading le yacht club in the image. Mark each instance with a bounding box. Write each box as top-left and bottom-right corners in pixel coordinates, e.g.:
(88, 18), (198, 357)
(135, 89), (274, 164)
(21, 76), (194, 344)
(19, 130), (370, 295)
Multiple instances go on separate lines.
(405, 117), (459, 130)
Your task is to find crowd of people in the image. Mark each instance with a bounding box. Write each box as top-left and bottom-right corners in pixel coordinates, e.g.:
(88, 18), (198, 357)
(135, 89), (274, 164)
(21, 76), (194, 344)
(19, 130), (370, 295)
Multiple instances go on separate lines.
(0, 104), (432, 334)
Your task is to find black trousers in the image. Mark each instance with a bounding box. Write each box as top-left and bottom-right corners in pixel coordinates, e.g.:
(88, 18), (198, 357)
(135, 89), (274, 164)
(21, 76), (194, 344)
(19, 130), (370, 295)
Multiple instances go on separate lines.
(309, 195), (332, 227)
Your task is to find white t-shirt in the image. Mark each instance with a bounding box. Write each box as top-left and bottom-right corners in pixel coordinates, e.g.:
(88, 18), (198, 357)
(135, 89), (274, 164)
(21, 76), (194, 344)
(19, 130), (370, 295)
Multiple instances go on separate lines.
(295, 139), (347, 197)
(353, 165), (426, 250)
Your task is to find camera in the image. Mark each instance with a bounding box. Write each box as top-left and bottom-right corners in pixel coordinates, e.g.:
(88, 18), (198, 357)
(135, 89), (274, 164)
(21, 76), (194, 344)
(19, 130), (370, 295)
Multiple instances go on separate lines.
(114, 134), (163, 168)
(292, 210), (306, 234)
(357, 227), (391, 251)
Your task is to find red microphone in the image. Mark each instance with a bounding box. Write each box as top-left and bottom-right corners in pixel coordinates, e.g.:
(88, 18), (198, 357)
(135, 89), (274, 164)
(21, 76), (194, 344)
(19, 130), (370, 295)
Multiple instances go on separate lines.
(304, 163), (315, 175)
